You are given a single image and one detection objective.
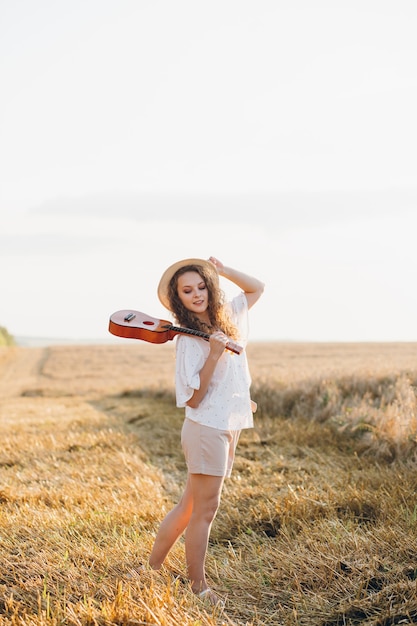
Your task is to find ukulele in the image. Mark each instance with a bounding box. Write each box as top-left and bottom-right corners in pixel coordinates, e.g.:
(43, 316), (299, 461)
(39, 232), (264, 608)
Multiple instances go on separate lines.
(108, 310), (242, 355)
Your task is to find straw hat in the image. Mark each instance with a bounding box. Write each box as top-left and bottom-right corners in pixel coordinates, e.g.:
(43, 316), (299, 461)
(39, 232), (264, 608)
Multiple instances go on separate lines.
(157, 258), (219, 310)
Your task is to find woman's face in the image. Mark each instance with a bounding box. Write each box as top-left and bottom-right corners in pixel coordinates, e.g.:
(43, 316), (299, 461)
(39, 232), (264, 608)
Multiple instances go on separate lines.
(176, 270), (209, 317)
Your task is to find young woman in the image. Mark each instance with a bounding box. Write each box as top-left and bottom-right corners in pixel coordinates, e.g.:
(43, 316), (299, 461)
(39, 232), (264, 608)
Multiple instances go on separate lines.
(149, 256), (264, 605)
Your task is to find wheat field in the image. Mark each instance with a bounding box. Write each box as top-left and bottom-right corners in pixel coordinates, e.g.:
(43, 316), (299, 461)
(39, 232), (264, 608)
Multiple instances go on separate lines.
(1, 341), (417, 625)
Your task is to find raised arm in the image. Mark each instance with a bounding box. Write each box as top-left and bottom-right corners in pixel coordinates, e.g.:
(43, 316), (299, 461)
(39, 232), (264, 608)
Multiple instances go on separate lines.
(208, 256), (265, 309)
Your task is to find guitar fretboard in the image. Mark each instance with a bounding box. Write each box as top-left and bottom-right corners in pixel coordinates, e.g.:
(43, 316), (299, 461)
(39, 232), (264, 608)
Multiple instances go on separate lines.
(162, 324), (242, 355)
(164, 324), (210, 340)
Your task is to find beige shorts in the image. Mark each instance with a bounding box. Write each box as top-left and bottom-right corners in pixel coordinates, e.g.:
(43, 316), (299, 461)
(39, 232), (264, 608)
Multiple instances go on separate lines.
(181, 418), (241, 478)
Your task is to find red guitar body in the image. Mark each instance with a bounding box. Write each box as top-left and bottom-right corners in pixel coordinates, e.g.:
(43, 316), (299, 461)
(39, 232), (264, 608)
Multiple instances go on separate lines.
(109, 310), (177, 344)
(108, 310), (242, 355)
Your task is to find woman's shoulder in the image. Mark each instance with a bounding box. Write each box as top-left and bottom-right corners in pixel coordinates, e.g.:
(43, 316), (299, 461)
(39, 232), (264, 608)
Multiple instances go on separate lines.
(176, 333), (209, 354)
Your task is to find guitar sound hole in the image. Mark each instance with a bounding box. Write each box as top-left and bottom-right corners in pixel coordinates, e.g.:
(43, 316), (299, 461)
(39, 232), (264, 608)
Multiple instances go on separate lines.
(143, 321), (155, 326)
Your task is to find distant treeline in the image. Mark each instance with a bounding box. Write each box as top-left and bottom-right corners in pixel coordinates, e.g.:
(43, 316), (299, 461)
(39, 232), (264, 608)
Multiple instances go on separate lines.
(0, 326), (15, 346)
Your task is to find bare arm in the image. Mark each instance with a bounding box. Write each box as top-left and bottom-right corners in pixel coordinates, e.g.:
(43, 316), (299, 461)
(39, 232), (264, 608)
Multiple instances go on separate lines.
(186, 331), (228, 409)
(209, 256), (265, 309)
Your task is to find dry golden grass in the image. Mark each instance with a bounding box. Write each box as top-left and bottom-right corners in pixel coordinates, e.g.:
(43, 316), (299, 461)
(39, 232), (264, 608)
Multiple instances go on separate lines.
(1, 341), (417, 625)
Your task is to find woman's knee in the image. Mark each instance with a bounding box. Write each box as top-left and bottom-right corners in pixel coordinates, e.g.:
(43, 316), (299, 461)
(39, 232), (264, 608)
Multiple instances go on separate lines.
(189, 474), (223, 521)
(194, 493), (221, 522)
(176, 493), (193, 518)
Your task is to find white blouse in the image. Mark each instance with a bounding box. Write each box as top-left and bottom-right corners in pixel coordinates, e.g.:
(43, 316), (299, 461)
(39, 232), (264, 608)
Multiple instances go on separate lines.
(175, 292), (253, 431)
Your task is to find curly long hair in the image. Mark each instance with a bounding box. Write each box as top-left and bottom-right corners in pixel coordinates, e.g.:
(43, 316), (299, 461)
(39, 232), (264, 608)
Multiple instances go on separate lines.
(167, 264), (238, 340)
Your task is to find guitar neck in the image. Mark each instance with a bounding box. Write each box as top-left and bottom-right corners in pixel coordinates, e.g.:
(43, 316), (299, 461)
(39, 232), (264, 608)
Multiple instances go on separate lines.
(166, 325), (242, 355)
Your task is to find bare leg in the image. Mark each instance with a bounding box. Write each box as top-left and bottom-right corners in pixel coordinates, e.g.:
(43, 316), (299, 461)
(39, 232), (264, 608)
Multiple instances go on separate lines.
(149, 475), (194, 570)
(185, 474), (224, 594)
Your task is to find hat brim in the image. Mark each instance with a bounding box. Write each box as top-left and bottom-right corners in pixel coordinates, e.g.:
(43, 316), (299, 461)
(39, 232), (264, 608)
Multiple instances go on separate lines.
(157, 258), (219, 311)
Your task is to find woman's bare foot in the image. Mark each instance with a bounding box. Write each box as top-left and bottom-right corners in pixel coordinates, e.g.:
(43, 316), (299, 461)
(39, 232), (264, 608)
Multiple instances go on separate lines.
(197, 588), (225, 607)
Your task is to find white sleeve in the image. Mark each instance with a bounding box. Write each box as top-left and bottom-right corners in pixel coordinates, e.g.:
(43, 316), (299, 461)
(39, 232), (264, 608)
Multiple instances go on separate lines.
(175, 335), (207, 407)
(229, 292), (249, 346)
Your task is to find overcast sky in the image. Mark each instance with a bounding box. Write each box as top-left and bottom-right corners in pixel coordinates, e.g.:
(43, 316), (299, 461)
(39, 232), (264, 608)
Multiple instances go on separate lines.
(1, 1), (416, 343)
